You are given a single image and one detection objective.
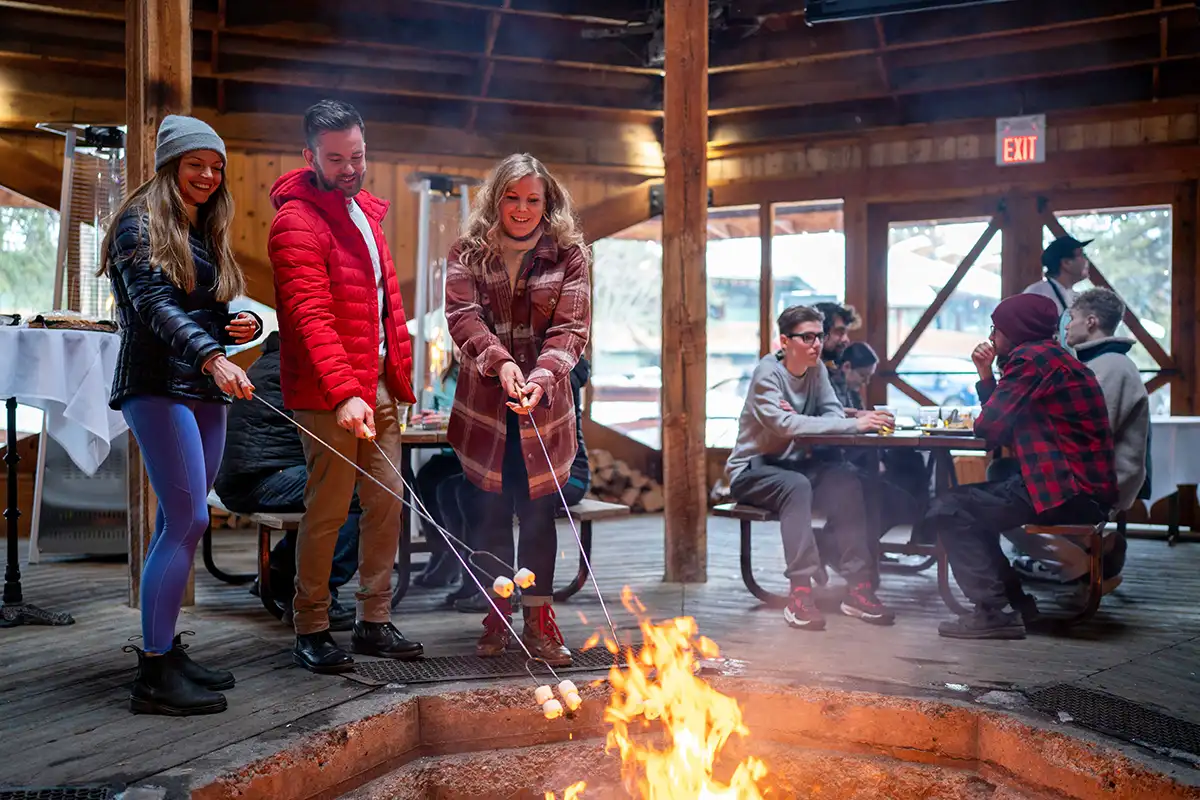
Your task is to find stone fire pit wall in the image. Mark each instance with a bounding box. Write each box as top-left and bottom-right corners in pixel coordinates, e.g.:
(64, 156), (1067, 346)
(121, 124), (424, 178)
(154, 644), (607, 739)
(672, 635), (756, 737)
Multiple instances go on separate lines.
(174, 678), (1200, 800)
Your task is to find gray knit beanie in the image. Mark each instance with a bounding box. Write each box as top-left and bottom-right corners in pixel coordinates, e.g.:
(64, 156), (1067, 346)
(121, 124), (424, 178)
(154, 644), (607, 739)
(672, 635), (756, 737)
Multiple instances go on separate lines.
(155, 115), (226, 171)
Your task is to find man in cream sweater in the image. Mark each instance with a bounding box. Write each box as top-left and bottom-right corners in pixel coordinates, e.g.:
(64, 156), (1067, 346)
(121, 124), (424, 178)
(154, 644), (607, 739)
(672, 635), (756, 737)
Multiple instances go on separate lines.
(726, 305), (895, 631)
(1012, 287), (1148, 592)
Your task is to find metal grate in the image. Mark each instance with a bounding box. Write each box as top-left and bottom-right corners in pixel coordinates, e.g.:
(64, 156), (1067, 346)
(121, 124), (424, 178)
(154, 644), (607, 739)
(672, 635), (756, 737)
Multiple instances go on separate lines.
(1025, 684), (1200, 756)
(346, 647), (631, 686)
(0, 787), (115, 800)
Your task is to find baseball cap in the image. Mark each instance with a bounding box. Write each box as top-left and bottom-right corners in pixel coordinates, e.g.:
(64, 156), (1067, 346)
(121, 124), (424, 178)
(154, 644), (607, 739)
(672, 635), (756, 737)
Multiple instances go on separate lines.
(1041, 235), (1093, 270)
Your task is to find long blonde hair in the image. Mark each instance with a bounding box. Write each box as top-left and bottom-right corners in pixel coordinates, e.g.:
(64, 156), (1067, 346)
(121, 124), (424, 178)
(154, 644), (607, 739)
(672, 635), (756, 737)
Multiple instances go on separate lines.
(99, 159), (244, 301)
(456, 153), (589, 270)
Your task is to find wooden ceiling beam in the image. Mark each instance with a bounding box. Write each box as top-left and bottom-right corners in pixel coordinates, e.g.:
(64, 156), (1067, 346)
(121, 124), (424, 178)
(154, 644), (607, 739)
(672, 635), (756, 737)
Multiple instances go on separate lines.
(711, 142), (1200, 208)
(709, 67), (1165, 146)
(200, 61), (658, 118)
(710, 1), (1194, 73)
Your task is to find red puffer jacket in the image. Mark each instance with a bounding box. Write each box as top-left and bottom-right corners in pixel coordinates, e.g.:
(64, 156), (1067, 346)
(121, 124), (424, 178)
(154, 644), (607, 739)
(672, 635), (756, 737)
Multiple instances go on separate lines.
(268, 168), (416, 412)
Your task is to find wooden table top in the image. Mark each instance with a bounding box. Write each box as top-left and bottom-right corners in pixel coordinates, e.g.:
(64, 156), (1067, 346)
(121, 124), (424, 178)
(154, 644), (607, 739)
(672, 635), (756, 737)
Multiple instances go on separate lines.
(795, 429), (990, 450)
(401, 427), (449, 446)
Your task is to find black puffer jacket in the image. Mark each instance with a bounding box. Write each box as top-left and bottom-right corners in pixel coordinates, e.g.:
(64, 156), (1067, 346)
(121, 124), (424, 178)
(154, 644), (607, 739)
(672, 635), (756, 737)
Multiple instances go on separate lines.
(107, 208), (256, 410)
(213, 332), (306, 511)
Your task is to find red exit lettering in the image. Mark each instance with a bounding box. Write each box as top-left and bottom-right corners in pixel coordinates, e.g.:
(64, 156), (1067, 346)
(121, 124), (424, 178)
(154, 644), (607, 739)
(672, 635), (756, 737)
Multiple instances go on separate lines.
(1002, 134), (1039, 163)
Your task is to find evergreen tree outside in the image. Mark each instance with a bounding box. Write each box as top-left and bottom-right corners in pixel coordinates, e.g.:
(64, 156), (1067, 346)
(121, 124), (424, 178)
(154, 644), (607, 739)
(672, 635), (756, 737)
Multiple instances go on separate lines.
(0, 206), (58, 315)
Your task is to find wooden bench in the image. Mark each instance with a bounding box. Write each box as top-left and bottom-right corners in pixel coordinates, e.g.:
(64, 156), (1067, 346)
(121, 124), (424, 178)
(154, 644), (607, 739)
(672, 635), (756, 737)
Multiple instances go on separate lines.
(552, 498), (631, 602)
(206, 494), (630, 618)
(714, 502), (1109, 624)
(711, 502), (963, 614)
(1022, 522), (1109, 625)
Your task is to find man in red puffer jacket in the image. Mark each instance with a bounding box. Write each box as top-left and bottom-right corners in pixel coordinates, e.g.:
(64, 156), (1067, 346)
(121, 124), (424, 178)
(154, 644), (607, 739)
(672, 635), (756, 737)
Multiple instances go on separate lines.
(269, 100), (423, 674)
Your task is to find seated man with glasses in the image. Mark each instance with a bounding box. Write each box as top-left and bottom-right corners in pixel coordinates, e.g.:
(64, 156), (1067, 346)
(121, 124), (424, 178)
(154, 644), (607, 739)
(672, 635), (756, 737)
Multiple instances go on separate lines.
(725, 305), (896, 631)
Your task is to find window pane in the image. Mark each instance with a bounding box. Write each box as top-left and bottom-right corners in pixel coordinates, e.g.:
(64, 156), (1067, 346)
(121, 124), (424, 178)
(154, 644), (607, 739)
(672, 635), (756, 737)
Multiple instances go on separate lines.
(886, 217), (1002, 416)
(707, 205), (762, 449)
(1047, 205), (1172, 416)
(590, 218), (663, 448)
(770, 201), (846, 340)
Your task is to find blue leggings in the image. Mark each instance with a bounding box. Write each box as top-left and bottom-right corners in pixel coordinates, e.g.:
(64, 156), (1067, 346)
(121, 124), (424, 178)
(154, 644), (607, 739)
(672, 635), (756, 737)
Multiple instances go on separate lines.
(122, 396), (227, 653)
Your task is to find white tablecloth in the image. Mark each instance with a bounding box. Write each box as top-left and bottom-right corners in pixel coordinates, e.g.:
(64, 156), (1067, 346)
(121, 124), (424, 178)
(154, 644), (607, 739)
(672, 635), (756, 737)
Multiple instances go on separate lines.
(1148, 417), (1200, 506)
(0, 327), (127, 475)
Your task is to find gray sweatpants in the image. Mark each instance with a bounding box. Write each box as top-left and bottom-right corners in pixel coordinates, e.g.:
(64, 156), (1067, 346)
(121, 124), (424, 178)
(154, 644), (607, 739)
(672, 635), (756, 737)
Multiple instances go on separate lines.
(730, 459), (872, 589)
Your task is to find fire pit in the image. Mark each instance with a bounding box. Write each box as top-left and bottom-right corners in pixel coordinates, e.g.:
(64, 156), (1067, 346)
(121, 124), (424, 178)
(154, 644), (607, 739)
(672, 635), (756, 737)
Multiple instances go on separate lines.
(191, 604), (1200, 800)
(321, 678), (1199, 800)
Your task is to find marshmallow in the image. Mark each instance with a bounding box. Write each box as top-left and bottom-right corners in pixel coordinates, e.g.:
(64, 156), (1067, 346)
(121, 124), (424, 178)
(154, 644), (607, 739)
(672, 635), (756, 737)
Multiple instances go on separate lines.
(563, 692), (582, 711)
(493, 576), (515, 598)
(557, 680), (578, 696)
(542, 698), (564, 720)
(514, 568), (536, 588)
(534, 685), (554, 705)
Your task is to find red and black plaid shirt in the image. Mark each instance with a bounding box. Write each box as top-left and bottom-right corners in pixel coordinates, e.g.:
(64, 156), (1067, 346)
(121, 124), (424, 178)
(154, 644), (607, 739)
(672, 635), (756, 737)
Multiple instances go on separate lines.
(444, 234), (590, 499)
(976, 340), (1118, 514)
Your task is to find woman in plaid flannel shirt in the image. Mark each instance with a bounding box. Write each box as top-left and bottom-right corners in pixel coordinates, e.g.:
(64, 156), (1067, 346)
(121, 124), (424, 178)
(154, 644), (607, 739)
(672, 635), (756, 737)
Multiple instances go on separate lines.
(443, 154), (591, 667)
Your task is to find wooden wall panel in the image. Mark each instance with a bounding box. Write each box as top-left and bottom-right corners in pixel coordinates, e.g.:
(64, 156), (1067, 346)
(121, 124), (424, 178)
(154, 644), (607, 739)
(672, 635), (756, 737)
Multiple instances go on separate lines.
(710, 105), (1200, 203)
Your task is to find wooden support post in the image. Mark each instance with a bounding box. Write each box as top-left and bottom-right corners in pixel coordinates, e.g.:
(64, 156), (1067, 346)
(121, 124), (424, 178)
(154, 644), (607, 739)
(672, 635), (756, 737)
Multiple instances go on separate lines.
(661, 0), (707, 583)
(758, 203), (774, 356)
(862, 205), (890, 408)
(1173, 181), (1198, 414)
(125, 0), (194, 609)
(1000, 194), (1042, 298)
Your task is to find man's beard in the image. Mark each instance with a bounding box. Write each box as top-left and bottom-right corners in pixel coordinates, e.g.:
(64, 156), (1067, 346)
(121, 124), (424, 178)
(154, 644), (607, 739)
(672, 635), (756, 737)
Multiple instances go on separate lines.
(315, 167), (365, 198)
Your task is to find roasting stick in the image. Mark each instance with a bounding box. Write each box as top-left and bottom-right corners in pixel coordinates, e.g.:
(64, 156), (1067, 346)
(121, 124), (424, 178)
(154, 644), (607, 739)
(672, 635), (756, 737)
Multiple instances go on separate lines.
(252, 396), (569, 709)
(369, 436), (578, 718)
(525, 407), (622, 651)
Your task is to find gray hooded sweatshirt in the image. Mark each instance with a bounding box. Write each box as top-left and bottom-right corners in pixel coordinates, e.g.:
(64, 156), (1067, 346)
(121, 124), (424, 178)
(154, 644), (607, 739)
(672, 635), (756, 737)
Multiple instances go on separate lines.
(1075, 336), (1150, 511)
(725, 353), (858, 483)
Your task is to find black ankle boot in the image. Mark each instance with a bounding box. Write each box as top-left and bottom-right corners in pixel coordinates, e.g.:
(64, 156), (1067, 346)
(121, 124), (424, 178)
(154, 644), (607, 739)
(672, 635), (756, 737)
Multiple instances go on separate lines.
(165, 631), (235, 690)
(126, 645), (227, 716)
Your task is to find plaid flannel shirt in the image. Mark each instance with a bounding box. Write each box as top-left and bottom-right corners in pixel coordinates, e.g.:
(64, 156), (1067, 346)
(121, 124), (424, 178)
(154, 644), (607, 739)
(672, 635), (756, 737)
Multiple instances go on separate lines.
(444, 234), (591, 499)
(975, 339), (1118, 515)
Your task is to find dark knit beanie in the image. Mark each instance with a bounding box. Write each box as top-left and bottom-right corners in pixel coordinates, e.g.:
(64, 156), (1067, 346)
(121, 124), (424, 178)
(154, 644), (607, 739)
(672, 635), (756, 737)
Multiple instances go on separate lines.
(155, 115), (226, 171)
(991, 293), (1060, 346)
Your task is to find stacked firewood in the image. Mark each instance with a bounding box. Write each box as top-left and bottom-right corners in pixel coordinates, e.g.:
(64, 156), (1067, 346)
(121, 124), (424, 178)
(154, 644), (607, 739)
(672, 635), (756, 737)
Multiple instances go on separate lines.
(586, 449), (665, 513)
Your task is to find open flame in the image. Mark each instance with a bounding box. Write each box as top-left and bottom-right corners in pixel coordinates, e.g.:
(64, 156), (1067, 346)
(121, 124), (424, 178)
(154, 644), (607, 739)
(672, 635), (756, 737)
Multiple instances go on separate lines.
(549, 588), (769, 799)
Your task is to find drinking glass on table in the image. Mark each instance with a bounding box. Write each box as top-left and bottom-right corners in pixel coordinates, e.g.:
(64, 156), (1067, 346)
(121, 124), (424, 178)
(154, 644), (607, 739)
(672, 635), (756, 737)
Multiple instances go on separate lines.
(918, 406), (940, 428)
(873, 405), (897, 435)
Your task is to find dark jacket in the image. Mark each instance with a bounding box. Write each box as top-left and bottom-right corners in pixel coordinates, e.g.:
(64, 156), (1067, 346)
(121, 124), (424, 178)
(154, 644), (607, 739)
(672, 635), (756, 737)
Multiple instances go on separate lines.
(975, 339), (1117, 515)
(567, 356), (591, 495)
(107, 208), (256, 409)
(213, 332), (306, 511)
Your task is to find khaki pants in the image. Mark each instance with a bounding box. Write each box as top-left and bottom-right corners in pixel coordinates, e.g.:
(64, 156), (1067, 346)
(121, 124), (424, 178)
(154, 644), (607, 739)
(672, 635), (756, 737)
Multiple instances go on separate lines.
(293, 369), (407, 635)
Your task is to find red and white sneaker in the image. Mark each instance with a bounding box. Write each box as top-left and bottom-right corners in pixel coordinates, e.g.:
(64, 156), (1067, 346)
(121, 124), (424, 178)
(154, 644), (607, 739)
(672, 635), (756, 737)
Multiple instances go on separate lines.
(841, 583), (896, 626)
(783, 586), (826, 631)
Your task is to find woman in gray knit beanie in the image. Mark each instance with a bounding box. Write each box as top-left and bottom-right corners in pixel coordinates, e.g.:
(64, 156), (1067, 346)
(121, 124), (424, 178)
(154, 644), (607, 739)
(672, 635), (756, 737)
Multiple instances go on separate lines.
(98, 114), (262, 717)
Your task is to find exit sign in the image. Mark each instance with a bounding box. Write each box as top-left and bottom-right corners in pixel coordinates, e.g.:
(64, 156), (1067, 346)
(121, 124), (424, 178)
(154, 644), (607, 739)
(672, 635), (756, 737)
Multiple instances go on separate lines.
(996, 114), (1046, 166)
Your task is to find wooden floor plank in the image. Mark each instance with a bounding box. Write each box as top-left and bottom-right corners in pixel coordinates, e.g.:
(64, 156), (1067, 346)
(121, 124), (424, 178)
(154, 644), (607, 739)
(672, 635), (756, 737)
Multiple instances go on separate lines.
(1, 514), (1199, 790)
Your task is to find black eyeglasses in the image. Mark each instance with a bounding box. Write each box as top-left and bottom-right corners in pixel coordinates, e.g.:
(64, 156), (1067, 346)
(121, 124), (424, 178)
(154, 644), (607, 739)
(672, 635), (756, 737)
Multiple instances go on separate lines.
(785, 331), (826, 346)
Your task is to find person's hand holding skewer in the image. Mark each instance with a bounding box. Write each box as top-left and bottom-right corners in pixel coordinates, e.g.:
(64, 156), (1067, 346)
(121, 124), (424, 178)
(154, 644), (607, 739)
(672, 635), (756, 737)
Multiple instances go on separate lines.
(335, 396), (376, 439)
(508, 381), (543, 416)
(204, 355), (255, 400)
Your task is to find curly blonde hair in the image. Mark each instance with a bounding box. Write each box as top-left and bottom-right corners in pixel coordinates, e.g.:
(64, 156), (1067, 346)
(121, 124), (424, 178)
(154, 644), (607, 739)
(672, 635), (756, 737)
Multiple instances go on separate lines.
(456, 153), (589, 269)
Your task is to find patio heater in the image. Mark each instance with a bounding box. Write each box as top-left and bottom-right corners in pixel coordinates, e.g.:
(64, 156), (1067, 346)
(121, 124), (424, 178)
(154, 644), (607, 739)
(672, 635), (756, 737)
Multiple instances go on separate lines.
(408, 174), (476, 410)
(29, 124), (129, 563)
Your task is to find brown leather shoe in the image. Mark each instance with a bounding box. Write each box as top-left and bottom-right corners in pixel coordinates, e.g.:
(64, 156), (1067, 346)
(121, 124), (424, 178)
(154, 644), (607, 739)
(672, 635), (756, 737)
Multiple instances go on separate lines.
(521, 603), (572, 667)
(475, 596), (512, 658)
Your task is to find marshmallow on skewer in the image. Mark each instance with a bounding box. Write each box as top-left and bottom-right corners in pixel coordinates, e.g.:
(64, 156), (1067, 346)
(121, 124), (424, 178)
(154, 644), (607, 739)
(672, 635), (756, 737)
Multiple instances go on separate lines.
(557, 680), (582, 711)
(535, 685), (554, 705)
(514, 568), (536, 589)
(493, 576), (515, 598)
(542, 698), (564, 720)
